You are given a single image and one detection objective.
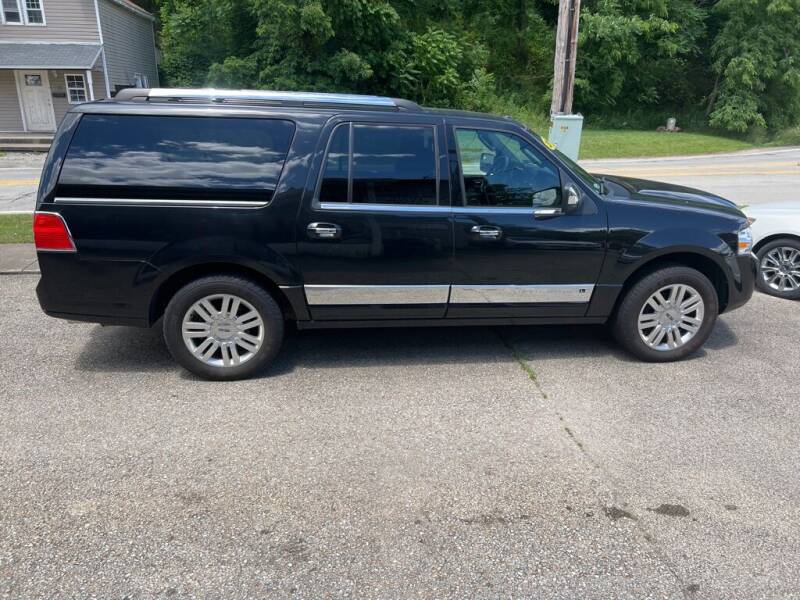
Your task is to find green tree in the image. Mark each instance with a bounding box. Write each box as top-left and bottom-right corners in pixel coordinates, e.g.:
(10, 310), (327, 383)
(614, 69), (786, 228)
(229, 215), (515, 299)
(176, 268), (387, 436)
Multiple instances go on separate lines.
(153, 0), (800, 133)
(709, 0), (800, 132)
(575, 0), (706, 116)
(158, 0), (256, 87)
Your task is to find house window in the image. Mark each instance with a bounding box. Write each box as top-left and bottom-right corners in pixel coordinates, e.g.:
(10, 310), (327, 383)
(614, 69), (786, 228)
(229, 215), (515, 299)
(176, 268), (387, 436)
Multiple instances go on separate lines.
(134, 73), (149, 88)
(65, 74), (88, 104)
(2, 0), (23, 23)
(1, 0), (45, 24)
(24, 0), (44, 24)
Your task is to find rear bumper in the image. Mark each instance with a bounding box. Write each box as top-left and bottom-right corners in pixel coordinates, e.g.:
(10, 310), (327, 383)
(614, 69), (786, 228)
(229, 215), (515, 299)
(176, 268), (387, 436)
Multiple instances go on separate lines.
(723, 254), (757, 313)
(35, 252), (155, 327)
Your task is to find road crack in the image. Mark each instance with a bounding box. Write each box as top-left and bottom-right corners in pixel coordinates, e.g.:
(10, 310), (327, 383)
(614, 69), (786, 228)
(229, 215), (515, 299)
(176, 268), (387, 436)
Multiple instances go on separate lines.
(496, 328), (699, 599)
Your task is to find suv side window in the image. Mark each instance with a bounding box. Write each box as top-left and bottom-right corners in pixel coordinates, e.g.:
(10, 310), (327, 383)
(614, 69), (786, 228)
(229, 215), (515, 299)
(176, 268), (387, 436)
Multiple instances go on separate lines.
(455, 128), (561, 208)
(318, 123), (438, 206)
(58, 114), (295, 202)
(319, 123), (349, 203)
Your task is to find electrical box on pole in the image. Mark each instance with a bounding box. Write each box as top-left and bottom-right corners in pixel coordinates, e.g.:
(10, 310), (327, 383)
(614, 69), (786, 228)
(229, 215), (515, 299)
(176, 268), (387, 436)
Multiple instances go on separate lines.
(549, 0), (583, 160)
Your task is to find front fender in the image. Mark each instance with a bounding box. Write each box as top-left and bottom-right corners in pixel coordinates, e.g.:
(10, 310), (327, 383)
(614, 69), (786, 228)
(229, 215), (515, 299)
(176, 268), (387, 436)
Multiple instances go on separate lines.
(615, 226), (736, 277)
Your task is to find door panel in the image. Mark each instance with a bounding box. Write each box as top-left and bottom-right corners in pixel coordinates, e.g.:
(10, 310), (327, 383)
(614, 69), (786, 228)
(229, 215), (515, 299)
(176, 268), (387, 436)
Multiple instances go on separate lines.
(298, 207), (453, 320)
(296, 117), (453, 320)
(17, 70), (55, 132)
(448, 124), (607, 318)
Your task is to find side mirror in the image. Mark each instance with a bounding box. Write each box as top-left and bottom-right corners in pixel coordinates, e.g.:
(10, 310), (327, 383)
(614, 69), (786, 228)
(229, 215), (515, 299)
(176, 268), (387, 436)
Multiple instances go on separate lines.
(564, 184), (582, 213)
(479, 152), (494, 173)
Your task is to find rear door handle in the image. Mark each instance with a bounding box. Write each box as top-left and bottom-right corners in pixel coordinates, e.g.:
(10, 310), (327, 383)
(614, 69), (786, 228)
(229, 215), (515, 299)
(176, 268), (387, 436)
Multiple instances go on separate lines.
(307, 222), (342, 240)
(470, 225), (502, 240)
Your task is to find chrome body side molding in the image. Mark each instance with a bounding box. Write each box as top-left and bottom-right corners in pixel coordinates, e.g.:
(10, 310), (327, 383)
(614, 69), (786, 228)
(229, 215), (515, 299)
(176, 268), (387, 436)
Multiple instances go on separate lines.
(450, 284), (594, 304)
(54, 197), (268, 209)
(304, 285), (450, 306)
(303, 284), (595, 305)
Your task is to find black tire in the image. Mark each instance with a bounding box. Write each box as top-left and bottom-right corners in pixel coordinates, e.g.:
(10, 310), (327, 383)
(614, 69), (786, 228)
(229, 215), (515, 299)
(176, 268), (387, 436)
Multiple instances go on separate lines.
(163, 275), (284, 381)
(612, 266), (719, 362)
(755, 238), (800, 300)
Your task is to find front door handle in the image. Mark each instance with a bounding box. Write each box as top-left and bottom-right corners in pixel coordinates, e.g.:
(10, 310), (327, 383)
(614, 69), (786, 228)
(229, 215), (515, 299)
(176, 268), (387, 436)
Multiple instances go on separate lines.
(470, 225), (502, 240)
(307, 222), (342, 240)
(533, 207), (563, 220)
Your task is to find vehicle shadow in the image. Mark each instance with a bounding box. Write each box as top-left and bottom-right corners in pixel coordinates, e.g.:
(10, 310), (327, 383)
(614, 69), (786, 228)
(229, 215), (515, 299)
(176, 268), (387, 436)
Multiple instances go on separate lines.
(73, 317), (739, 377)
(503, 317), (739, 365)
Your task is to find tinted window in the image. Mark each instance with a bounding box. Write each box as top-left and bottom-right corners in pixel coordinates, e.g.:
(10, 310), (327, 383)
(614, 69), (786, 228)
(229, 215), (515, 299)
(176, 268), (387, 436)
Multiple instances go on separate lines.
(455, 129), (561, 208)
(59, 115), (295, 201)
(319, 124), (438, 205)
(352, 125), (436, 205)
(319, 123), (349, 203)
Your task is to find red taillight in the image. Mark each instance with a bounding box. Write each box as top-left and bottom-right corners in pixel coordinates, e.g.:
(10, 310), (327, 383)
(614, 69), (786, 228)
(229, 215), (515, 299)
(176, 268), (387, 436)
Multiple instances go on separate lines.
(33, 212), (76, 252)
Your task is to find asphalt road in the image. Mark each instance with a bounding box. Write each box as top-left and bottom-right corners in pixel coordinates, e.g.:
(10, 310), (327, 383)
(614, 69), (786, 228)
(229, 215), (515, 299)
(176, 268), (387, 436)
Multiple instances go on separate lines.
(1, 274), (798, 598)
(1, 147), (799, 212)
(582, 147), (800, 206)
(0, 153), (44, 213)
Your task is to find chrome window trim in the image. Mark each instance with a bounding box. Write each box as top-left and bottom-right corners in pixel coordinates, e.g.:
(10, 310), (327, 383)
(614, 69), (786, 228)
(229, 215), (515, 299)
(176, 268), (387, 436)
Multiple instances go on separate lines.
(450, 284), (594, 304)
(318, 202), (450, 213)
(453, 206), (533, 215)
(54, 197), (269, 209)
(314, 203), (533, 214)
(304, 285), (450, 306)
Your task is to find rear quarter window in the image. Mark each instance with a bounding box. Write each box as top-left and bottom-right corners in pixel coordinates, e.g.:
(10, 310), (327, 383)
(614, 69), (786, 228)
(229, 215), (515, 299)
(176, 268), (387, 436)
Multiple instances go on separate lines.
(57, 114), (295, 202)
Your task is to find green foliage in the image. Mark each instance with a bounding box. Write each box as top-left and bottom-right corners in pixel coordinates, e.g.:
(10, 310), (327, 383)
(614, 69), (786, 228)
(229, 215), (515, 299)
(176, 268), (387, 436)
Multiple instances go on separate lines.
(154, 0), (800, 134)
(576, 0), (706, 110)
(709, 0), (800, 132)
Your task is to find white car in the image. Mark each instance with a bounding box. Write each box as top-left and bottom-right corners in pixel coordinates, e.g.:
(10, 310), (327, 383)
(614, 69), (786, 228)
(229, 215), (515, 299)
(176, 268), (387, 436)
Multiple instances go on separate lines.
(745, 201), (800, 299)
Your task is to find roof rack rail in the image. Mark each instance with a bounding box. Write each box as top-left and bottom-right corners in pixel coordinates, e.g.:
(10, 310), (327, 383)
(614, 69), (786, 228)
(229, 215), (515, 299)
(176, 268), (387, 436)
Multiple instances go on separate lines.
(113, 88), (421, 111)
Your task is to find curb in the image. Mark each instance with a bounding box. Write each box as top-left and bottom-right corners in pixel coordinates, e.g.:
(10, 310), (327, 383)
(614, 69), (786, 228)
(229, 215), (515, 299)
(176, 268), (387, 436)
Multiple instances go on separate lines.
(0, 243), (39, 274)
(0, 262), (40, 275)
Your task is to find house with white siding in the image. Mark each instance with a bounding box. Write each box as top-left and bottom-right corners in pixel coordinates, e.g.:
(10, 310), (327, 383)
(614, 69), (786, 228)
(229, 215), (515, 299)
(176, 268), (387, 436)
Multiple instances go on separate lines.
(0, 0), (158, 134)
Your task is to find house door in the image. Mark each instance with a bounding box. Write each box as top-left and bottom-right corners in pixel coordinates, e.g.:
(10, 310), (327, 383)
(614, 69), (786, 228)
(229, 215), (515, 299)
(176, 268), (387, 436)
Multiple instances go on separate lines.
(16, 70), (56, 132)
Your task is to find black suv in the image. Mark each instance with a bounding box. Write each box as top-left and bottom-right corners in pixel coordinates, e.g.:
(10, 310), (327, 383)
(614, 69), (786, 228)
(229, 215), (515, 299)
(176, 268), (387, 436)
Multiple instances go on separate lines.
(34, 88), (756, 380)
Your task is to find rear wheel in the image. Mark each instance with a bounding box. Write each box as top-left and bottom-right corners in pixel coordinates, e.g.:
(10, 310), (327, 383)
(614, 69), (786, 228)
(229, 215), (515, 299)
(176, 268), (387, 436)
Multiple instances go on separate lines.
(612, 266), (718, 362)
(163, 276), (284, 380)
(755, 239), (800, 300)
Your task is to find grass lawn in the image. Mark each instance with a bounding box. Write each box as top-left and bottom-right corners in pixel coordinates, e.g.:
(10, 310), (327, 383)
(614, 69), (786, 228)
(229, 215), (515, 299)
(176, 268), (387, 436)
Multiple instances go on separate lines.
(579, 129), (754, 160)
(0, 213), (33, 244)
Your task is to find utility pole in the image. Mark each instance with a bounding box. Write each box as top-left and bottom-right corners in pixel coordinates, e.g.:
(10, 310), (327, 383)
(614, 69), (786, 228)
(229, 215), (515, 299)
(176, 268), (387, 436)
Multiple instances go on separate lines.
(548, 0), (583, 159)
(550, 0), (581, 115)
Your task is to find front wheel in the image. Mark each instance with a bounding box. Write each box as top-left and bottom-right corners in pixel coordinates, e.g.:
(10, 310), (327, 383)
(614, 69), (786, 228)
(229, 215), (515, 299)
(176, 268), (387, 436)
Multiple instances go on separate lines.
(612, 266), (719, 362)
(755, 239), (800, 300)
(163, 276), (284, 380)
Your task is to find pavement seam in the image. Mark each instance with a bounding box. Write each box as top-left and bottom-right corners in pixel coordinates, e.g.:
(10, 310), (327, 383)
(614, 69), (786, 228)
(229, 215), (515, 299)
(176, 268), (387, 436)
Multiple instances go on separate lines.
(496, 329), (699, 599)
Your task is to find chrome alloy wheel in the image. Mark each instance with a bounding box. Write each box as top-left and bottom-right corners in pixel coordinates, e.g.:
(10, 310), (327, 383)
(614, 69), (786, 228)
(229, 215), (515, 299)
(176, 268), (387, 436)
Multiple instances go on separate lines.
(637, 284), (705, 351)
(181, 294), (264, 368)
(760, 246), (800, 292)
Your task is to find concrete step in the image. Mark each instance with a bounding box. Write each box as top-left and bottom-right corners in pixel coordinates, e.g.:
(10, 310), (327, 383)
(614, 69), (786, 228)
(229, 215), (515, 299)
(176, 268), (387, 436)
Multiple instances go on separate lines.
(0, 136), (53, 144)
(0, 133), (54, 152)
(0, 143), (51, 152)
